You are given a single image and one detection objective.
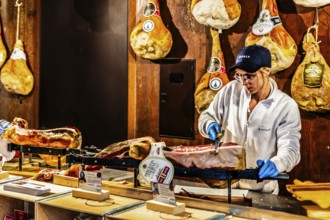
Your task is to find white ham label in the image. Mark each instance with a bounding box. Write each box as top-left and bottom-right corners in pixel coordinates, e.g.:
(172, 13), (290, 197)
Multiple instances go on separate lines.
(138, 142), (174, 186)
(252, 9), (274, 36)
(10, 48), (27, 60)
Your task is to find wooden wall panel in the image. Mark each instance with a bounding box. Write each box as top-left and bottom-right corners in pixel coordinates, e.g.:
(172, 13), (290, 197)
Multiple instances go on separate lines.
(0, 0), (39, 127)
(128, 0), (330, 184)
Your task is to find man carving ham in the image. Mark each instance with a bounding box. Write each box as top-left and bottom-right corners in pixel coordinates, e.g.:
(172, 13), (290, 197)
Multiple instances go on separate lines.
(198, 45), (301, 194)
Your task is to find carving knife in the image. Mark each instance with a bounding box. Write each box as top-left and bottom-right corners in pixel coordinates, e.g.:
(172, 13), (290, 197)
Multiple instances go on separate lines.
(214, 131), (224, 155)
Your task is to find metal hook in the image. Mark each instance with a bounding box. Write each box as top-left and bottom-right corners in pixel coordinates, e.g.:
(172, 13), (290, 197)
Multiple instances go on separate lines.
(15, 0), (23, 7)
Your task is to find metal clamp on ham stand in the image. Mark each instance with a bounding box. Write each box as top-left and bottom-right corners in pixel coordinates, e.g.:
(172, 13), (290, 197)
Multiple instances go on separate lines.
(7, 143), (82, 170)
(65, 154), (289, 204)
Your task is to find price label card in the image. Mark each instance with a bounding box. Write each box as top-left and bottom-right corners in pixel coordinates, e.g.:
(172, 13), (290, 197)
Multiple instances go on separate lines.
(78, 170), (102, 192)
(152, 182), (176, 205)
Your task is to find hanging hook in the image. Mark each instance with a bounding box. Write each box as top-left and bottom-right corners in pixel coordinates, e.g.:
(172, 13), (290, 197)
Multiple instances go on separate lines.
(15, 0), (22, 7)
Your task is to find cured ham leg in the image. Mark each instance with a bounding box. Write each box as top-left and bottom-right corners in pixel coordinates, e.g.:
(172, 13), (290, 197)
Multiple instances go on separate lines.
(1, 118), (82, 149)
(0, 40), (34, 95)
(64, 136), (156, 177)
(191, 0), (241, 31)
(245, 0), (297, 74)
(1, 117), (82, 167)
(194, 28), (229, 114)
(291, 29), (330, 113)
(130, 0), (172, 60)
(163, 143), (245, 170)
(293, 0), (330, 7)
(94, 136), (155, 160)
(0, 24), (7, 69)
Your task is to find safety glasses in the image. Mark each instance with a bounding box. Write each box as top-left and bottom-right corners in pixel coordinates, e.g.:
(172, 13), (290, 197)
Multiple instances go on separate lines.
(234, 72), (257, 82)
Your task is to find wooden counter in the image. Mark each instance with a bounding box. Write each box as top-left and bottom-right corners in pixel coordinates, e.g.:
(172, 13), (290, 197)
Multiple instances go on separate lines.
(106, 204), (247, 220)
(36, 193), (144, 220)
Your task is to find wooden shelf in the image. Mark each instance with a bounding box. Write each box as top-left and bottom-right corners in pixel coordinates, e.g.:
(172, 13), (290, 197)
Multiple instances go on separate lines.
(106, 204), (248, 220)
(0, 178), (73, 219)
(36, 193), (144, 220)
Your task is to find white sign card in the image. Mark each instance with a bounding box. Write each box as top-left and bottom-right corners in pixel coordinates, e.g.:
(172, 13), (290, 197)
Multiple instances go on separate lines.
(152, 182), (176, 205)
(78, 170), (102, 192)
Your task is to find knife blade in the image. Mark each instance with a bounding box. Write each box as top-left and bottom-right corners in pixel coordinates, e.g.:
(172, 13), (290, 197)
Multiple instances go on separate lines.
(214, 131), (224, 155)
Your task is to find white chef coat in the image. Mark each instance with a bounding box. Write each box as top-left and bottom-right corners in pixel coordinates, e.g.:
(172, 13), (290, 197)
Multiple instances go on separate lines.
(198, 78), (301, 193)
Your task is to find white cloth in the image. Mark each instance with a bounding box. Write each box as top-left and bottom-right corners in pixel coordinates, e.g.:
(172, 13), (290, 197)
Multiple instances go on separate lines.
(198, 78), (301, 193)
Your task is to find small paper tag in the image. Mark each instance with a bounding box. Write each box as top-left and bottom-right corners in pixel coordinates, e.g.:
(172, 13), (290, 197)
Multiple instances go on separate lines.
(152, 182), (176, 205)
(78, 170), (102, 192)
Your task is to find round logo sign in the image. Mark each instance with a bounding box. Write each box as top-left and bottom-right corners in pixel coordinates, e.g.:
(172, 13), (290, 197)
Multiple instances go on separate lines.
(209, 78), (223, 91)
(143, 2), (156, 17)
(143, 20), (154, 32)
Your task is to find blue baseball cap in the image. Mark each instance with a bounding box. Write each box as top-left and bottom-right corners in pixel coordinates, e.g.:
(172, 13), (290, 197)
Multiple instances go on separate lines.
(228, 44), (271, 73)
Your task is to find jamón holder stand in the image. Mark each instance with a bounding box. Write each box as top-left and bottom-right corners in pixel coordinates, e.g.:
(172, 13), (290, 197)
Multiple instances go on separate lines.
(7, 144), (289, 204)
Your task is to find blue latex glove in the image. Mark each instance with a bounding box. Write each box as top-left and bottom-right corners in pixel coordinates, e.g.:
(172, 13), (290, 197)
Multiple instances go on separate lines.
(257, 159), (279, 179)
(207, 122), (221, 141)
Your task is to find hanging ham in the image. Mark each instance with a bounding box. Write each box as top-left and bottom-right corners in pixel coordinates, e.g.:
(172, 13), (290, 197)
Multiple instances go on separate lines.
(0, 24), (7, 69)
(291, 30), (330, 113)
(293, 0), (330, 7)
(194, 28), (229, 114)
(191, 0), (241, 31)
(130, 0), (172, 60)
(245, 0), (297, 74)
(0, 40), (34, 95)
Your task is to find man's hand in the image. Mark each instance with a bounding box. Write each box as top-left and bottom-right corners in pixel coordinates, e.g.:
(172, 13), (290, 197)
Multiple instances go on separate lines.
(207, 122), (221, 141)
(257, 159), (279, 179)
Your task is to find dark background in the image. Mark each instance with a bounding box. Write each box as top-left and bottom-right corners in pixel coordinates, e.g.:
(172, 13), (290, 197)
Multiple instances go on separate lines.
(39, 0), (128, 148)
